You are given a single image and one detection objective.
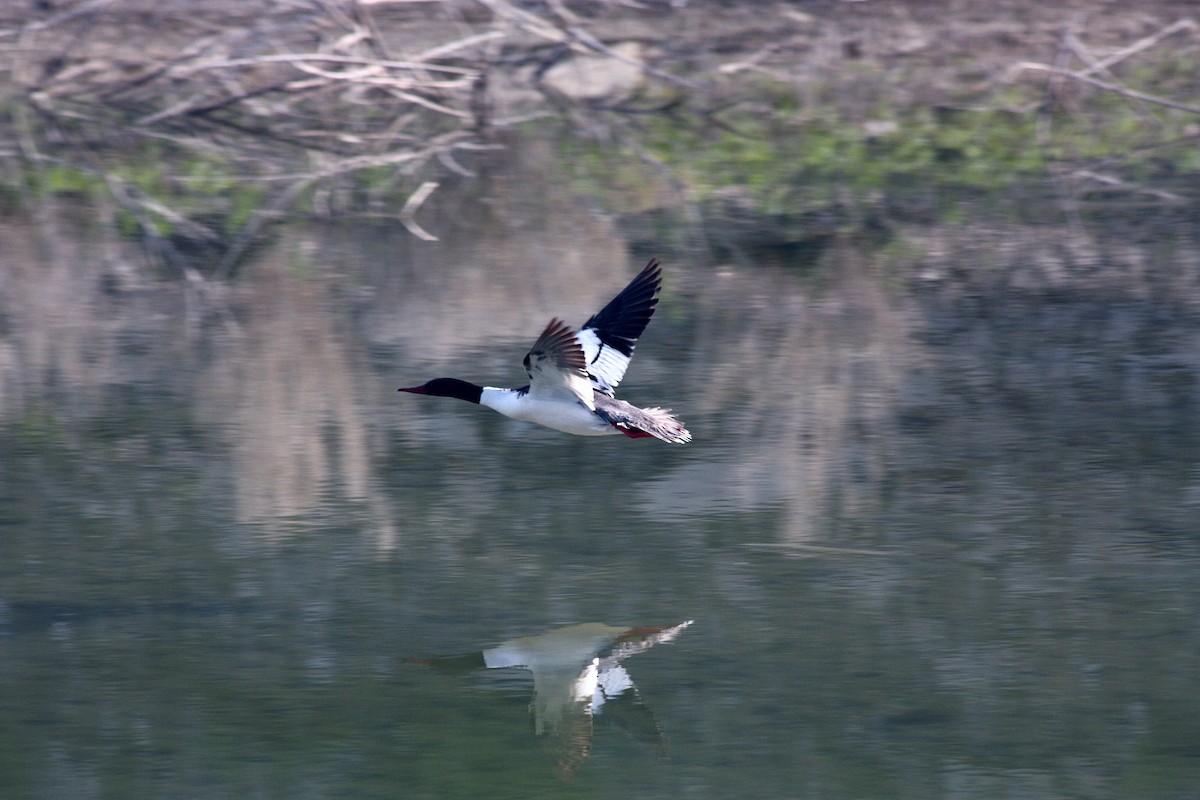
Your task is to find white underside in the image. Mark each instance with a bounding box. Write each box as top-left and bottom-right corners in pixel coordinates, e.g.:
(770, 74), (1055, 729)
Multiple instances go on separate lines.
(577, 327), (632, 395)
(481, 387), (618, 436)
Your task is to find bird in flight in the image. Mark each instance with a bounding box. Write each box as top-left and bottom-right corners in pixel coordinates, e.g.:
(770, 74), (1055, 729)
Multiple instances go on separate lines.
(399, 258), (690, 443)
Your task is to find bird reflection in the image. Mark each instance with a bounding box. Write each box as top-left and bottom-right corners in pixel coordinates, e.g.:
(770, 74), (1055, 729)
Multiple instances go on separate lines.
(406, 620), (692, 779)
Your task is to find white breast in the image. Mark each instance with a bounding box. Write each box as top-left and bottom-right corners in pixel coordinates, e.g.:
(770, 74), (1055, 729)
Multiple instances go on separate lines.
(481, 388), (618, 436)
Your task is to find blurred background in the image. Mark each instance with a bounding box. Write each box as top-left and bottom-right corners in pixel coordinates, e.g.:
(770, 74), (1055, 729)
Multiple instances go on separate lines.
(2, 1), (1199, 798)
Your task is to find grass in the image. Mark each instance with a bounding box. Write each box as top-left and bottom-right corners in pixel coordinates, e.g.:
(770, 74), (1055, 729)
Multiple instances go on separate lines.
(560, 61), (1200, 237)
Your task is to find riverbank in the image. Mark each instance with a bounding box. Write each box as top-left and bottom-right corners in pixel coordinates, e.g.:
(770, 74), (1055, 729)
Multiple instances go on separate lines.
(1, 0), (1198, 282)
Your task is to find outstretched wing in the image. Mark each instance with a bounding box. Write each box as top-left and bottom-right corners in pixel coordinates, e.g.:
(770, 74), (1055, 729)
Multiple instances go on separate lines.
(578, 258), (663, 396)
(523, 318), (595, 409)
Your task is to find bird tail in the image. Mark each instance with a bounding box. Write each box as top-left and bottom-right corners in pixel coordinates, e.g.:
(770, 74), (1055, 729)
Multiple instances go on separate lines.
(631, 407), (692, 444)
(597, 397), (691, 444)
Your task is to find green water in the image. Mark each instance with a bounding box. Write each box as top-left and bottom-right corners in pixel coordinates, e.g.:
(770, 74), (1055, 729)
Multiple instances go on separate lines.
(2, 198), (1199, 800)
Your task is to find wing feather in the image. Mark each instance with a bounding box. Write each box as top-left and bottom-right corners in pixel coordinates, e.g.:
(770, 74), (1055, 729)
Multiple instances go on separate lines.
(579, 259), (663, 396)
(523, 318), (595, 409)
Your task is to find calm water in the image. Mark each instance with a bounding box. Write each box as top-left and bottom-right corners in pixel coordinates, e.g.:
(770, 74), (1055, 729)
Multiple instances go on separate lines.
(2, 189), (1199, 799)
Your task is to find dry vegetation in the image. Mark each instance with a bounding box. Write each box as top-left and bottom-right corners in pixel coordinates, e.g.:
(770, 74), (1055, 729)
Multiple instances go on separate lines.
(1, 0), (1198, 277)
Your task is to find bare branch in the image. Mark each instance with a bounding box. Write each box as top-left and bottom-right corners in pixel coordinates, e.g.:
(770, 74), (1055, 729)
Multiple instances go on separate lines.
(177, 53), (480, 78)
(1062, 32), (1156, 121)
(1013, 62), (1200, 115)
(0, 0), (115, 39)
(1, 0), (708, 272)
(1077, 18), (1197, 76)
(415, 31), (506, 62)
(1068, 169), (1186, 203)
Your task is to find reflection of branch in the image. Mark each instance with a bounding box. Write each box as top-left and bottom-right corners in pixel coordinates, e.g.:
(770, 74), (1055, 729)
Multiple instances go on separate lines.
(214, 136), (498, 277)
(399, 180), (440, 241)
(97, 169), (242, 333)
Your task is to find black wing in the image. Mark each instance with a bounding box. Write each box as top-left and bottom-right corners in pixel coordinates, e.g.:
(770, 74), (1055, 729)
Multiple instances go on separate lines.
(577, 258), (663, 396)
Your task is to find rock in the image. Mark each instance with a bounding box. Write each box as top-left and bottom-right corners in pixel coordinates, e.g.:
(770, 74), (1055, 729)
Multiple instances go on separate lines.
(539, 41), (647, 104)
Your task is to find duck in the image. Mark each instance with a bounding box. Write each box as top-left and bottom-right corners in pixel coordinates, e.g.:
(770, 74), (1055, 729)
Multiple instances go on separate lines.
(398, 258), (691, 443)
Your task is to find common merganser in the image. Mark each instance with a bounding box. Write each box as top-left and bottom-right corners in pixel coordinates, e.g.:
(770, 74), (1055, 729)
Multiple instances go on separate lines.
(399, 258), (691, 443)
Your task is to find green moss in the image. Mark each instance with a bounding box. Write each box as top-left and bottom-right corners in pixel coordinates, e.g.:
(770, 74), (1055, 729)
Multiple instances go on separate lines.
(41, 163), (101, 196)
(2, 41), (1195, 270)
(563, 62), (1199, 233)
(647, 103), (1051, 203)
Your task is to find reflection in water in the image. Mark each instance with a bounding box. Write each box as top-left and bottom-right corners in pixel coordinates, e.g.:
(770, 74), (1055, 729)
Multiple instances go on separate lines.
(0, 215), (142, 420)
(644, 244), (916, 541)
(0, 138), (633, 546)
(353, 133), (631, 364)
(193, 141), (635, 542)
(194, 237), (396, 543)
(3, 140), (1200, 798)
(407, 621), (692, 779)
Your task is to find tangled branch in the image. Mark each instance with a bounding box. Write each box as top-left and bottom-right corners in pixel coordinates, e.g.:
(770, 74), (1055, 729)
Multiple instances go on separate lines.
(1, 0), (687, 274)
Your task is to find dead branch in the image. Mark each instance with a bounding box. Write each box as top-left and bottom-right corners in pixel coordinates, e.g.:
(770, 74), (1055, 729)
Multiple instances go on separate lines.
(175, 53), (480, 79)
(0, 0), (116, 39)
(1015, 62), (1200, 116)
(1013, 18), (1200, 116)
(1068, 169), (1186, 203)
(1075, 18), (1196, 77)
(1, 0), (705, 274)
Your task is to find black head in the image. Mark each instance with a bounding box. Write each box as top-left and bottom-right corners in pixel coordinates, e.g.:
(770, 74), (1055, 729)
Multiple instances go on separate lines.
(398, 378), (483, 404)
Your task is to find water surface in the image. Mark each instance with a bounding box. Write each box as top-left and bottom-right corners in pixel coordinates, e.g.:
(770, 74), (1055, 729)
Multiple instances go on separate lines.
(2, 196), (1199, 799)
